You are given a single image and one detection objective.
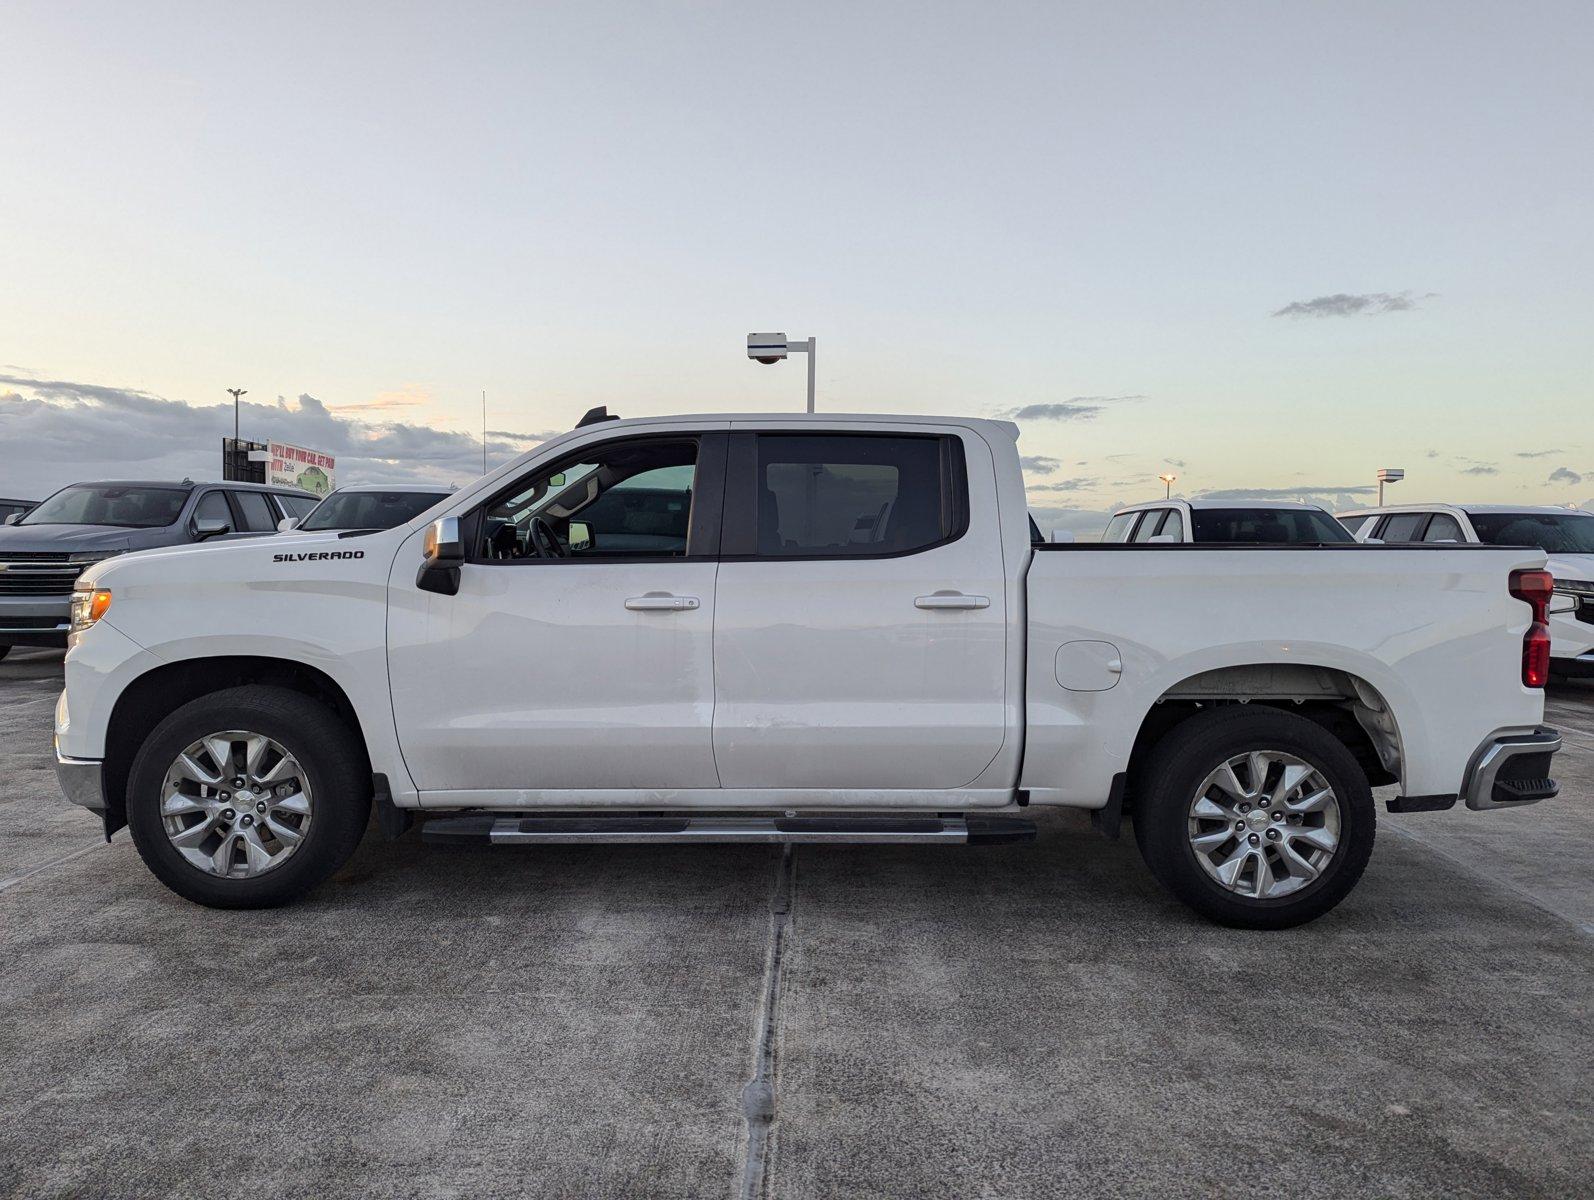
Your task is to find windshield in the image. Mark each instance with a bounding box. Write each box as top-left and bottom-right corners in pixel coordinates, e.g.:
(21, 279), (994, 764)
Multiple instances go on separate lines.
(1467, 511), (1594, 554)
(20, 484), (188, 528)
(300, 490), (449, 531)
(1189, 508), (1355, 544)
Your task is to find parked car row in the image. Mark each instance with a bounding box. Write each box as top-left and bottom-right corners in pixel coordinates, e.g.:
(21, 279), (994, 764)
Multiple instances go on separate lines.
(0, 480), (451, 659)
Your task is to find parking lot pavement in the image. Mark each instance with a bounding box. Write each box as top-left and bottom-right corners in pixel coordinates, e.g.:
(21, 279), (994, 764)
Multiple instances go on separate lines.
(2, 650), (1591, 1199)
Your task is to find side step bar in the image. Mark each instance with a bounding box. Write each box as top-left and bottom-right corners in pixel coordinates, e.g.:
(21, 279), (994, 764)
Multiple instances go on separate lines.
(422, 814), (1036, 846)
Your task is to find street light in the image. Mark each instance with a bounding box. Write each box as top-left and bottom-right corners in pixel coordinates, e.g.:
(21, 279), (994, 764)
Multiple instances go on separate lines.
(747, 333), (816, 413)
(1158, 472), (1177, 499)
(1376, 467), (1404, 506)
(227, 387), (247, 441)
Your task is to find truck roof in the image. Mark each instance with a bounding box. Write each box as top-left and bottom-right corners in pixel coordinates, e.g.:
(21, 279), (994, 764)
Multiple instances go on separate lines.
(561, 411), (1022, 439)
(51, 479), (316, 496)
(1115, 498), (1329, 513)
(1337, 503), (1591, 518)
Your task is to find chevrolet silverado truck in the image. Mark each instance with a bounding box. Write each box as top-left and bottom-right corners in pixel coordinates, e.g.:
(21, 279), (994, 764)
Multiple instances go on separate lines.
(53, 411), (1562, 927)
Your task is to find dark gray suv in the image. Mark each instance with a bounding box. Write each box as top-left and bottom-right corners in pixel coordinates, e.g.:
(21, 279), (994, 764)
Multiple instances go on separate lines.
(0, 480), (319, 657)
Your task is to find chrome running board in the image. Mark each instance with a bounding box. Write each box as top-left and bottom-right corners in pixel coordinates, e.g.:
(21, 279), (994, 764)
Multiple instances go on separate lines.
(422, 814), (1035, 846)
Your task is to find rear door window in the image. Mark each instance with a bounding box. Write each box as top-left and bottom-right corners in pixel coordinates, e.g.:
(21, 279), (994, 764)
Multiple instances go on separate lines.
(746, 434), (963, 558)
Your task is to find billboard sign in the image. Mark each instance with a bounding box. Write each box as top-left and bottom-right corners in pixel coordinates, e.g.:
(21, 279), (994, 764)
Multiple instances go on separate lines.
(268, 441), (336, 496)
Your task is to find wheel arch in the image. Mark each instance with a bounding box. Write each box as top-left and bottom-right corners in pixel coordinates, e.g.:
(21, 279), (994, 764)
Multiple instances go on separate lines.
(101, 655), (372, 835)
(1122, 662), (1404, 813)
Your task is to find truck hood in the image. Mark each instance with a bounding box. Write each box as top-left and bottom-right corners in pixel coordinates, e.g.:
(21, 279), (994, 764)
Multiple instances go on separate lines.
(0, 523), (138, 554)
(79, 528), (400, 589)
(1546, 553), (1594, 582)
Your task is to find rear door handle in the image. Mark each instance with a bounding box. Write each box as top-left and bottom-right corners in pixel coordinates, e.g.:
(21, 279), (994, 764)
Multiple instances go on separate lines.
(625, 594), (701, 612)
(915, 592), (991, 611)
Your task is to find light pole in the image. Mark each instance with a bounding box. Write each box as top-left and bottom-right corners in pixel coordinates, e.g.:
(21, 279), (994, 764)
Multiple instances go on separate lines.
(227, 387), (247, 441)
(1157, 472), (1177, 499)
(1376, 467), (1404, 506)
(747, 333), (816, 412)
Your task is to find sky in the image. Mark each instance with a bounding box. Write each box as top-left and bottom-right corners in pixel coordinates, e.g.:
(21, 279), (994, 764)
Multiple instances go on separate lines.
(2, 1), (1590, 528)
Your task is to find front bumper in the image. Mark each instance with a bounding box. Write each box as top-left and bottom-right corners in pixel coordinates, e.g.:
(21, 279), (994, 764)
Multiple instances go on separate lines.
(54, 742), (106, 813)
(1461, 727), (1561, 811)
(0, 595), (71, 647)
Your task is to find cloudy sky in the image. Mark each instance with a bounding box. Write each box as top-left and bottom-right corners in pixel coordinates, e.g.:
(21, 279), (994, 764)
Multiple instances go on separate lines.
(2, 2), (1590, 529)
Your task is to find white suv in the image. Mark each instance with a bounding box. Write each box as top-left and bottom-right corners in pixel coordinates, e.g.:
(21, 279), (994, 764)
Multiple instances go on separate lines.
(1338, 504), (1594, 678)
(1102, 499), (1355, 545)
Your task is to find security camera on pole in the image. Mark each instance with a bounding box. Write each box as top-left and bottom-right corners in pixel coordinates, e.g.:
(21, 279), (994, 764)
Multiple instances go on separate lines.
(747, 333), (816, 412)
(1376, 467), (1404, 506)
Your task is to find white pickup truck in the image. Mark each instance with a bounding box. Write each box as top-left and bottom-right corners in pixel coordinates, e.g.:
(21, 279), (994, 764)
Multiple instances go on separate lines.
(54, 411), (1563, 928)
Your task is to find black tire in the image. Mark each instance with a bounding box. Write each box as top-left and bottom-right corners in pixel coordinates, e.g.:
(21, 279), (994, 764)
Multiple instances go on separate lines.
(1132, 706), (1375, 929)
(126, 685), (371, 908)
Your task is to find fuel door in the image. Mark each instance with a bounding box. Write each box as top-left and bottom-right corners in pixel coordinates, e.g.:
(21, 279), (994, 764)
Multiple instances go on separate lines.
(1055, 640), (1124, 692)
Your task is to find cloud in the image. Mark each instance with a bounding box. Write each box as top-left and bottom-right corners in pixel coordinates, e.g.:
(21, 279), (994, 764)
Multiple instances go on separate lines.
(1197, 484), (1377, 511)
(1272, 292), (1428, 319)
(1516, 449), (1560, 458)
(1019, 455), (1062, 475)
(487, 428), (560, 442)
(1006, 395), (1144, 422)
(0, 373), (557, 497)
(1548, 467), (1583, 486)
(1460, 465), (1498, 476)
(1163, 458), (1187, 469)
(1027, 477), (1098, 494)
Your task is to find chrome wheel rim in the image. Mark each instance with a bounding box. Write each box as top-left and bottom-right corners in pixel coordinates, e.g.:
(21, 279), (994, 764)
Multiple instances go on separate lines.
(1187, 750), (1341, 900)
(160, 731), (313, 878)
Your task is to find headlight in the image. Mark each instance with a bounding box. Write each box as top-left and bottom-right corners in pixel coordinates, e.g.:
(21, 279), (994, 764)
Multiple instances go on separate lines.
(68, 551), (124, 567)
(69, 587), (112, 634)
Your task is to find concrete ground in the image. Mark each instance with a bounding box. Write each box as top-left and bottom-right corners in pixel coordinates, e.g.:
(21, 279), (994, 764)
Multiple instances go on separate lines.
(1, 646), (1590, 1199)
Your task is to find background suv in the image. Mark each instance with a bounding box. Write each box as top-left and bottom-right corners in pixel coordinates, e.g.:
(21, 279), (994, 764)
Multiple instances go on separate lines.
(1339, 503), (1594, 677)
(1102, 499), (1355, 545)
(0, 480), (318, 657)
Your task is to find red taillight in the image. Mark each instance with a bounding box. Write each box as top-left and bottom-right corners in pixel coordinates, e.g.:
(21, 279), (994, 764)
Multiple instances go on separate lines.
(1509, 568), (1553, 688)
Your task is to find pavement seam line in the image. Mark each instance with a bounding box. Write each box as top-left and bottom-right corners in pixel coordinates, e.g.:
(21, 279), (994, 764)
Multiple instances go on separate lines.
(737, 845), (795, 1200)
(0, 840), (109, 895)
(1386, 823), (1594, 938)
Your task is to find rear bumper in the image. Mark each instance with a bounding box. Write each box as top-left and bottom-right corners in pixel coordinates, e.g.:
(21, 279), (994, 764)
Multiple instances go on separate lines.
(1551, 652), (1594, 679)
(54, 743), (106, 813)
(1461, 727), (1561, 811)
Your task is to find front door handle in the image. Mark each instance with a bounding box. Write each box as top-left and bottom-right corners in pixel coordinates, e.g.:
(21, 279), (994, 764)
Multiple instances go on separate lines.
(625, 594), (701, 612)
(914, 592), (991, 611)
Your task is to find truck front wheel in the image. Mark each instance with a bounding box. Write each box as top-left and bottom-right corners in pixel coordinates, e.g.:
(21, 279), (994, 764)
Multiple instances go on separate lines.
(126, 686), (371, 908)
(1133, 707), (1375, 929)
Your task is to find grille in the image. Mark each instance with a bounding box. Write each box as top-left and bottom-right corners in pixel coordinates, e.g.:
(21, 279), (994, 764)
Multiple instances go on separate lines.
(0, 551), (74, 563)
(0, 559), (82, 596)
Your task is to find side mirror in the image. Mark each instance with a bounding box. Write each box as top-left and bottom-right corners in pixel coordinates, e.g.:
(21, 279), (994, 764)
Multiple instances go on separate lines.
(417, 516), (464, 596)
(277, 517), (301, 532)
(2, 513), (20, 526)
(193, 516), (232, 540)
(1049, 529), (1076, 544)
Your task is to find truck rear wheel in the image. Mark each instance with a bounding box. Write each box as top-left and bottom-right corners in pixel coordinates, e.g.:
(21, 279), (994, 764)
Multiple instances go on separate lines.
(126, 686), (371, 908)
(1133, 706), (1375, 929)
